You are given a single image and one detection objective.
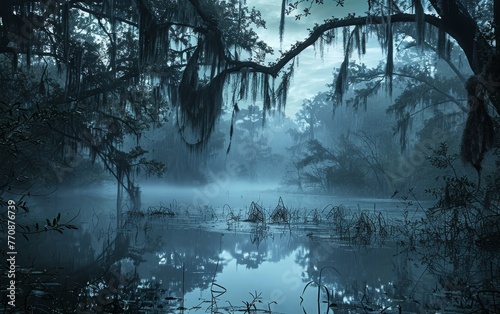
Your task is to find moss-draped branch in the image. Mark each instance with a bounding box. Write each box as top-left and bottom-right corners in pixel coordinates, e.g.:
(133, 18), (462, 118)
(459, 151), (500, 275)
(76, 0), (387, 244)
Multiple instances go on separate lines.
(1, 0), (497, 147)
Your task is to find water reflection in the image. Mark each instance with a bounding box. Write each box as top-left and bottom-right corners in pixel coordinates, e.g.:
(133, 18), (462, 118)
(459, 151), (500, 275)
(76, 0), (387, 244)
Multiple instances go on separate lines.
(5, 189), (492, 313)
(11, 207), (418, 313)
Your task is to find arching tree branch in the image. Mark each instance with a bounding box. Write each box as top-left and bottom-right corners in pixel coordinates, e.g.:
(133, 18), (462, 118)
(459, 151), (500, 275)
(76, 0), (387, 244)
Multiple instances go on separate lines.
(217, 13), (452, 78)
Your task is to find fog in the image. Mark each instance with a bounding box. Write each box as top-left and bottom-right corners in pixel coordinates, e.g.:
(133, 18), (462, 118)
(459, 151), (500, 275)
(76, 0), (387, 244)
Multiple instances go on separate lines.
(5, 68), (488, 313)
(2, 0), (499, 312)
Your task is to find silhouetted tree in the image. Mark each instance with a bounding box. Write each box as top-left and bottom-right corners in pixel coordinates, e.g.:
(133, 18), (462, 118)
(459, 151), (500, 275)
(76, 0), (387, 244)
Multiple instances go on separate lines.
(1, 0), (499, 196)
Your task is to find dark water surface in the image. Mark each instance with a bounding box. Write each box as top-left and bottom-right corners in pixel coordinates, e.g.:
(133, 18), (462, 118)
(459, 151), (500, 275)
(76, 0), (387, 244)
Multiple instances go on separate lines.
(7, 185), (474, 313)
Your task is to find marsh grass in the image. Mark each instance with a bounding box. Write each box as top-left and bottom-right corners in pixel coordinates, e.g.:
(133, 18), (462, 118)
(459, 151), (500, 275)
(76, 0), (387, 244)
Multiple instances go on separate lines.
(295, 166), (499, 313)
(17, 155), (499, 314)
(322, 204), (394, 244)
(200, 290), (276, 314)
(300, 266), (342, 314)
(240, 196), (316, 226)
(208, 282), (227, 312)
(224, 204), (243, 229)
(241, 291), (263, 313)
(126, 207), (146, 218)
(146, 203), (174, 217)
(126, 200), (187, 221)
(199, 204), (218, 220)
(270, 196), (290, 223)
(245, 201), (265, 222)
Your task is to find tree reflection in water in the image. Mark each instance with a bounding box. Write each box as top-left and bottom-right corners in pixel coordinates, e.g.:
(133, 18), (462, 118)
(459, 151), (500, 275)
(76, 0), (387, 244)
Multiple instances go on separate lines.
(5, 199), (499, 313)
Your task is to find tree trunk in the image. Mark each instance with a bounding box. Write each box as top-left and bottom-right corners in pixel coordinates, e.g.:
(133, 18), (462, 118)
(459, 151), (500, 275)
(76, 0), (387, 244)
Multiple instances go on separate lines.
(429, 0), (493, 75)
(116, 178), (122, 230)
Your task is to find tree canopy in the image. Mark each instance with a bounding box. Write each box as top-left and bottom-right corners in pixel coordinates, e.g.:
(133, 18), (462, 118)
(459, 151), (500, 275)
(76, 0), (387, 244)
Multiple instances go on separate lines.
(1, 0), (499, 192)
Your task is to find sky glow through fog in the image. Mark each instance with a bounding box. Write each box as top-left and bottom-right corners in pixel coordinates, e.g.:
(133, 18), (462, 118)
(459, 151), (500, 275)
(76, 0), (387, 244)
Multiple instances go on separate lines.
(247, 0), (383, 116)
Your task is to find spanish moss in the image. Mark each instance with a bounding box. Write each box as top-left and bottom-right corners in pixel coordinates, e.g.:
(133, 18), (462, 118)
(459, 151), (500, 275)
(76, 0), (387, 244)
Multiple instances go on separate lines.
(461, 75), (495, 185)
(414, 0), (425, 48)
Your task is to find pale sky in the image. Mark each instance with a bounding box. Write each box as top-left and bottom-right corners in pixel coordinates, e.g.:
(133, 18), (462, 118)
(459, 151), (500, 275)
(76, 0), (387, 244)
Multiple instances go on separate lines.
(246, 0), (384, 117)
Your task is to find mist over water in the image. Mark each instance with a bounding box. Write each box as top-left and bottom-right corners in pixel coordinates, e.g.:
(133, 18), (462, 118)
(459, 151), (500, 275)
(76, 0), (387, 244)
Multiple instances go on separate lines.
(44, 177), (420, 221)
(130, 181), (409, 218)
(141, 181), (279, 208)
(19, 182), (437, 313)
(4, 0), (498, 311)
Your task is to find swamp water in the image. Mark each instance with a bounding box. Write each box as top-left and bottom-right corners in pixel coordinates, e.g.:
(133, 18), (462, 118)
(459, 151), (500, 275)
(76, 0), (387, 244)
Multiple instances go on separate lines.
(4, 185), (490, 313)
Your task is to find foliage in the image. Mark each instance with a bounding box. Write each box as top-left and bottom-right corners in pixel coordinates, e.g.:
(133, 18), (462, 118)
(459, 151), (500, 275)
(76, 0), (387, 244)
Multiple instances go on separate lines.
(2, 0), (496, 148)
(294, 138), (364, 193)
(392, 143), (500, 312)
(0, 196), (79, 246)
(1, 0), (499, 198)
(0, 8), (168, 200)
(284, 125), (397, 196)
(339, 57), (468, 151)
